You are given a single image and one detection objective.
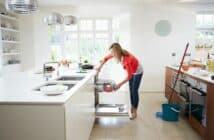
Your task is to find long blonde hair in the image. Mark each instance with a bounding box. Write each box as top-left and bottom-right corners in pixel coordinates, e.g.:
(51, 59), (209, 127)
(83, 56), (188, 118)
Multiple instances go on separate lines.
(109, 43), (129, 61)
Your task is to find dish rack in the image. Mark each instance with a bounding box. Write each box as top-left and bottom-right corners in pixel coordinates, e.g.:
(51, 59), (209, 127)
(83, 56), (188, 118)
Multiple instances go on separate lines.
(94, 75), (129, 116)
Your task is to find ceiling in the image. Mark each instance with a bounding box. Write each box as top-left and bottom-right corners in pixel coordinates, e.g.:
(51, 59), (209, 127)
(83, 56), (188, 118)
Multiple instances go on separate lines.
(37, 0), (214, 7)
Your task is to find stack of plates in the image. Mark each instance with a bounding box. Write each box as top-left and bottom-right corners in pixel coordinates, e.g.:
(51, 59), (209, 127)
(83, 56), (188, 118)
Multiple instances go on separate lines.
(40, 85), (68, 95)
(198, 70), (209, 77)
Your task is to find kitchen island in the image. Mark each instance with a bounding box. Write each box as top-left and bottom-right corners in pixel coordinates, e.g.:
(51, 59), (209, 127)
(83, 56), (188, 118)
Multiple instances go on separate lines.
(165, 66), (214, 140)
(0, 69), (96, 140)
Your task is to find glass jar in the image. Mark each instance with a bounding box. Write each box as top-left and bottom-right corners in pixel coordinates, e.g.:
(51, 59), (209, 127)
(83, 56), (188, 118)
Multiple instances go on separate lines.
(182, 53), (191, 71)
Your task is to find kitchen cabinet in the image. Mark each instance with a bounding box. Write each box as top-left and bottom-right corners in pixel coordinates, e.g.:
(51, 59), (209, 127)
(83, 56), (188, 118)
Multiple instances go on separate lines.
(165, 66), (214, 140)
(0, 71), (95, 140)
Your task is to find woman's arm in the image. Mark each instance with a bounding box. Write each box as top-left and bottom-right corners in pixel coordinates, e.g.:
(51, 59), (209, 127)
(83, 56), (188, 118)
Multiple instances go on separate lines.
(114, 77), (129, 90)
(115, 62), (132, 90)
(96, 60), (105, 74)
(96, 54), (113, 75)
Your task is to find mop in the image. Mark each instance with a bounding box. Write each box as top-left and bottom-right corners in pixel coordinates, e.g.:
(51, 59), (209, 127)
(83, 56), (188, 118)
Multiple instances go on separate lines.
(156, 43), (189, 121)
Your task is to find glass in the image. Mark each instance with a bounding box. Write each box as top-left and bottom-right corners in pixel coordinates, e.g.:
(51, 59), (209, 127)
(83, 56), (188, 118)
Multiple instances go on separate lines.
(64, 33), (78, 42)
(64, 24), (78, 31)
(79, 19), (93, 31)
(112, 18), (119, 30)
(196, 15), (204, 27)
(64, 40), (79, 62)
(49, 25), (62, 45)
(50, 45), (62, 61)
(95, 19), (109, 31)
(112, 32), (120, 42)
(95, 33), (108, 39)
(79, 33), (93, 63)
(204, 15), (213, 26)
(182, 53), (191, 71)
(94, 39), (109, 63)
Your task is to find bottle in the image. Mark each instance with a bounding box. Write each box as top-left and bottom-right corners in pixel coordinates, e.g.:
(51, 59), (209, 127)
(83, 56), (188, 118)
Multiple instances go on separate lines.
(207, 53), (211, 71)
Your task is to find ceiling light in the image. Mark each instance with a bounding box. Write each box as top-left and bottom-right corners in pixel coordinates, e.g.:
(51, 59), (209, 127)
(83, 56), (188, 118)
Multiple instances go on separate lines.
(43, 12), (64, 25)
(5, 0), (38, 15)
(64, 15), (77, 25)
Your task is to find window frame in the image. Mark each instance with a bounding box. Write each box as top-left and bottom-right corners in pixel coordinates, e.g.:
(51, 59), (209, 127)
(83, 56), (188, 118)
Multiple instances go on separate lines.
(60, 17), (113, 63)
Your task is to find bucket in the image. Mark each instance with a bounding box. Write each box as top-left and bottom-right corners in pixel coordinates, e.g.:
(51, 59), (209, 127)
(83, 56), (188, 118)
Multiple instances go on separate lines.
(162, 104), (180, 121)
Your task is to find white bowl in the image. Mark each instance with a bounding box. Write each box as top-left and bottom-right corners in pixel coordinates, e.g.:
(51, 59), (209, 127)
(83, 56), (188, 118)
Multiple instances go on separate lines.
(40, 85), (68, 95)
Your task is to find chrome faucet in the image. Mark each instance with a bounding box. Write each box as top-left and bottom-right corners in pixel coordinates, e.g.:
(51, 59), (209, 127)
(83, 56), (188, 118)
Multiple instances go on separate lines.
(43, 62), (60, 80)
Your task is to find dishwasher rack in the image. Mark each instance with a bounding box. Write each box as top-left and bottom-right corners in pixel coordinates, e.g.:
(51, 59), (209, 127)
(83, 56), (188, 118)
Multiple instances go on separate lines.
(94, 75), (129, 116)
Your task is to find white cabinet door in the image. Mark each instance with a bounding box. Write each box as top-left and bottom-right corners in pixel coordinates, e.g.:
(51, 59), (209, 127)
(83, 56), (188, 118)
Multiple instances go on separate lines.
(65, 78), (95, 140)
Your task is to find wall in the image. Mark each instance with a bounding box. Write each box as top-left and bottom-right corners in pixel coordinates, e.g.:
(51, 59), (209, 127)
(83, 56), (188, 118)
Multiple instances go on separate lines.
(19, 16), (35, 71)
(32, 11), (50, 70)
(130, 4), (196, 92)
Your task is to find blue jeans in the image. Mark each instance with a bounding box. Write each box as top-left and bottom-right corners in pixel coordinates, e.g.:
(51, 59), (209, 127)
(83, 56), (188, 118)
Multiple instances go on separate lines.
(129, 73), (143, 109)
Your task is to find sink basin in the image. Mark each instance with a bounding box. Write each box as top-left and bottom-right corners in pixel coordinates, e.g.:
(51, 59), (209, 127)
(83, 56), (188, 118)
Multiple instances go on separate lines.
(56, 76), (85, 81)
(34, 83), (75, 91)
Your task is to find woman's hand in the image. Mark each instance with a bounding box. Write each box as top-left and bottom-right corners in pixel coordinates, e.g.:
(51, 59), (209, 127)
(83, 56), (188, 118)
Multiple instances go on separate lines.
(114, 83), (122, 90)
(114, 77), (129, 91)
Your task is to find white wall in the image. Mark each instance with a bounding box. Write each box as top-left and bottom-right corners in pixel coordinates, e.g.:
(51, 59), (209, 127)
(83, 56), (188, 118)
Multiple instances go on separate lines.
(130, 4), (195, 92)
(19, 16), (35, 71)
(33, 11), (50, 70)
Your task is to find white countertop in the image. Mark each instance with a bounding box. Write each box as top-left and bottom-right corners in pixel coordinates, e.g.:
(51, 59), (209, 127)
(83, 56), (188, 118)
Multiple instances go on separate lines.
(0, 69), (96, 105)
(167, 65), (214, 84)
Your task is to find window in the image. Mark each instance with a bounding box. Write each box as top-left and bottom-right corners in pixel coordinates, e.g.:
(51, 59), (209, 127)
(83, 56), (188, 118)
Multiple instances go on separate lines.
(49, 25), (63, 61)
(80, 19), (93, 31)
(62, 18), (112, 64)
(195, 14), (214, 60)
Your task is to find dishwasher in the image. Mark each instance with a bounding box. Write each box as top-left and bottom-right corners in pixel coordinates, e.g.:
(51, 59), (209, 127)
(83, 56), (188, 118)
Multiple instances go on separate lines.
(94, 75), (129, 116)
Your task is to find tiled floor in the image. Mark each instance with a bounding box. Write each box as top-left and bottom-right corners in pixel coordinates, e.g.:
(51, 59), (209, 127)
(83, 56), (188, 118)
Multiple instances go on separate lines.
(89, 93), (202, 140)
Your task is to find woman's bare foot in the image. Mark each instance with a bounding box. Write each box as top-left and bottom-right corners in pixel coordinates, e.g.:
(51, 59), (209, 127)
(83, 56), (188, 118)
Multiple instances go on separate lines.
(131, 106), (134, 114)
(130, 114), (137, 120)
(130, 108), (137, 120)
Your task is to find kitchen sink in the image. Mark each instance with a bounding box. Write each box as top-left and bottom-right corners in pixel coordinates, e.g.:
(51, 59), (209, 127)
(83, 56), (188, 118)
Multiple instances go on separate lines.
(34, 83), (75, 91)
(56, 76), (85, 81)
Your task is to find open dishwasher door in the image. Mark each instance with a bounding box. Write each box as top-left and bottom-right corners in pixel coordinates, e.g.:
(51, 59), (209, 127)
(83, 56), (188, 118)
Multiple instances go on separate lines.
(96, 104), (128, 116)
(94, 75), (129, 116)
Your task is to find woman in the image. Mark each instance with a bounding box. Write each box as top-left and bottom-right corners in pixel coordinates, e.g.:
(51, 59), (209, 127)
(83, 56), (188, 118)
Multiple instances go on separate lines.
(96, 43), (143, 119)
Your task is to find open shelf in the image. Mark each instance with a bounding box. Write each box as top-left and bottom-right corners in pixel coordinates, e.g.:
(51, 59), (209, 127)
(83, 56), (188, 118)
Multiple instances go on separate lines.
(0, 27), (19, 32)
(0, 14), (18, 21)
(0, 10), (21, 73)
(3, 52), (20, 56)
(2, 40), (20, 44)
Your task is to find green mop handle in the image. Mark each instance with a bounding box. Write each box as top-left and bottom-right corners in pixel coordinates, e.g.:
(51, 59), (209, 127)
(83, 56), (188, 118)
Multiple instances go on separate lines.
(168, 43), (189, 104)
